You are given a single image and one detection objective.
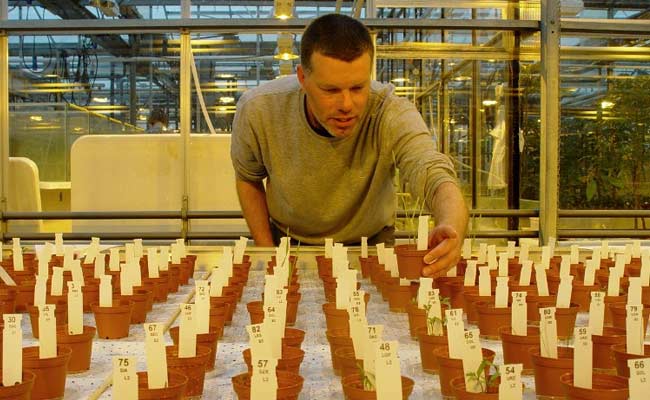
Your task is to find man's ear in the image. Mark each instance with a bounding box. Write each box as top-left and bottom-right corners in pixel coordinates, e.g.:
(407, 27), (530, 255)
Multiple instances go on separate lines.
(296, 64), (306, 88)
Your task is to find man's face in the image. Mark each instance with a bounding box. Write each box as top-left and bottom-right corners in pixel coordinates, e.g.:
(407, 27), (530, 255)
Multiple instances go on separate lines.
(297, 51), (372, 138)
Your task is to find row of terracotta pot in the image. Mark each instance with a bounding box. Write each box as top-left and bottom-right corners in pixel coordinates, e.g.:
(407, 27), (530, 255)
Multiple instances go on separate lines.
(316, 255), (416, 400)
(233, 256), (305, 400)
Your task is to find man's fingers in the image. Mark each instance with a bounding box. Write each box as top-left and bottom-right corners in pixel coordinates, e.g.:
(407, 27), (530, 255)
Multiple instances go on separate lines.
(422, 251), (460, 277)
(423, 237), (456, 264)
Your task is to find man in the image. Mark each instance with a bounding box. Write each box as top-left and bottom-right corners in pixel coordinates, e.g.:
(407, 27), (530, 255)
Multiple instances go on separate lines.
(231, 14), (468, 278)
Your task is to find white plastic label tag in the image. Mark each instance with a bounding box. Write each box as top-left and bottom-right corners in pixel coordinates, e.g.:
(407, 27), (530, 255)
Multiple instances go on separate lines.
(511, 292), (527, 336)
(539, 307), (558, 359)
(588, 291), (605, 336)
(417, 216), (429, 251)
(112, 357), (138, 399)
(626, 305), (645, 355)
(375, 341), (402, 400)
(2, 314), (23, 386)
(518, 260), (532, 286)
(251, 358), (278, 400)
(462, 329), (484, 393)
(573, 327), (592, 389)
(446, 309), (465, 359)
(144, 323), (168, 389)
(628, 358), (650, 399)
(178, 303), (197, 358)
(498, 364), (523, 400)
(67, 281), (84, 335)
(38, 304), (57, 359)
(464, 260), (477, 287)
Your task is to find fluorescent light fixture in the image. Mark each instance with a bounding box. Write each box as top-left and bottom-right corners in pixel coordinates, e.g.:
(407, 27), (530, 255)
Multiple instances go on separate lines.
(219, 96), (235, 104)
(391, 78), (409, 83)
(30, 115), (43, 122)
(217, 73), (235, 79)
(453, 76), (471, 82)
(274, 0), (294, 19)
(482, 100), (498, 106)
(601, 100), (615, 109)
(138, 115), (148, 121)
(92, 97), (109, 103)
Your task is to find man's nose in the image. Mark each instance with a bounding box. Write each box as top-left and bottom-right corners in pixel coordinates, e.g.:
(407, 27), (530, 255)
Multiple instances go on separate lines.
(339, 90), (353, 113)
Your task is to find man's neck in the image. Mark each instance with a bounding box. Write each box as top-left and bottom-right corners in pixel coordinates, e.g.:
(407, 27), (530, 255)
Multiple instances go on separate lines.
(304, 97), (334, 138)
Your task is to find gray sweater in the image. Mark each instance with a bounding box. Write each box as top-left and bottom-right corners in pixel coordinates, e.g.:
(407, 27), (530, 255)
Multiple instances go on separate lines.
(231, 76), (458, 245)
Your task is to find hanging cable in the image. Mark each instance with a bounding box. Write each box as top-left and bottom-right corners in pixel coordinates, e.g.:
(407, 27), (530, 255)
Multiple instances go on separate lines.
(189, 49), (217, 135)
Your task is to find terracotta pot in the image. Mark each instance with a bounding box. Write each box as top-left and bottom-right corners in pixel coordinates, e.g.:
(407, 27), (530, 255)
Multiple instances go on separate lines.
(0, 370), (35, 399)
(406, 303), (426, 339)
(133, 282), (155, 312)
(416, 326), (447, 373)
(451, 376), (502, 399)
(358, 256), (374, 279)
(137, 370), (188, 400)
(0, 287), (16, 314)
(167, 265), (180, 293)
(476, 302), (511, 339)
(603, 296), (626, 326)
(592, 327), (626, 371)
(368, 257), (383, 286)
(438, 277), (466, 309)
(596, 270), (629, 296)
(569, 281), (602, 312)
(91, 300), (133, 339)
(530, 346), (574, 398)
(243, 345), (305, 375)
(80, 284), (100, 313)
(22, 345), (72, 400)
(286, 292), (301, 326)
(341, 373), (414, 400)
(538, 302), (580, 339)
(394, 244), (428, 279)
(499, 326), (540, 373)
(247, 301), (264, 325)
(609, 302), (650, 334)
(165, 345), (211, 397)
(168, 326), (219, 372)
(210, 294), (236, 325)
(434, 346), (496, 398)
(611, 343), (650, 377)
(231, 370), (304, 400)
(526, 294), (557, 323)
(282, 328), (305, 349)
(323, 303), (350, 333)
(326, 328), (353, 372)
(317, 255), (333, 278)
(142, 276), (169, 303)
(463, 287), (493, 324)
(335, 346), (362, 378)
(14, 281), (36, 312)
(386, 281), (419, 313)
(117, 289), (149, 324)
(27, 301), (67, 339)
(560, 372), (629, 400)
(209, 301), (227, 336)
(56, 325), (96, 373)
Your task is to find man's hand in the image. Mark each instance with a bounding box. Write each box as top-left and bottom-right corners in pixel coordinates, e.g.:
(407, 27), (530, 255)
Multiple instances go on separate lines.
(421, 224), (462, 278)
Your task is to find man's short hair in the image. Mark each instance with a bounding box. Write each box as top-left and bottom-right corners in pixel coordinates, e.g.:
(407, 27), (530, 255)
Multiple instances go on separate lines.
(300, 14), (373, 72)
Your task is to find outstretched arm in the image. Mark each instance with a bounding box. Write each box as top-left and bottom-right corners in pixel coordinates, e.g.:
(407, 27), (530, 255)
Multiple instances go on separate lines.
(421, 181), (469, 278)
(236, 178), (275, 247)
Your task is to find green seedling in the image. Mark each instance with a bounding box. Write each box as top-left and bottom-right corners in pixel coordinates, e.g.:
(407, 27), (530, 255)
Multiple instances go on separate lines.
(465, 359), (500, 393)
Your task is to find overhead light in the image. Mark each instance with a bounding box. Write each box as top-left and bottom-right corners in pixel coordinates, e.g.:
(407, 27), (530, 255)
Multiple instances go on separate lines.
(453, 76), (471, 82)
(274, 33), (299, 61)
(219, 96), (235, 104)
(92, 97), (109, 103)
(43, 73), (59, 78)
(482, 100), (498, 106)
(30, 115), (43, 122)
(601, 100), (615, 109)
(274, 0), (294, 19)
(138, 115), (148, 121)
(217, 73), (235, 79)
(391, 78), (409, 83)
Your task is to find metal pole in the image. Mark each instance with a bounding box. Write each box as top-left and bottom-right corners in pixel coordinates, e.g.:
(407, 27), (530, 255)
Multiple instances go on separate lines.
(180, 2), (191, 239)
(540, 0), (561, 245)
(0, 0), (8, 236)
(470, 9), (479, 210)
(506, 1), (521, 237)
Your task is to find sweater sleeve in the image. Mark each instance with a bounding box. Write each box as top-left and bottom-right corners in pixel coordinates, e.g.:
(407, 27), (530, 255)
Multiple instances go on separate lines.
(385, 99), (459, 212)
(230, 97), (268, 182)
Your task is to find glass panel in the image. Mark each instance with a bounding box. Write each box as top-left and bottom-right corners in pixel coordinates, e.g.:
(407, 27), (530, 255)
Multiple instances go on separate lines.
(7, 2), (182, 21)
(559, 34), (650, 231)
(7, 33), (180, 235)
